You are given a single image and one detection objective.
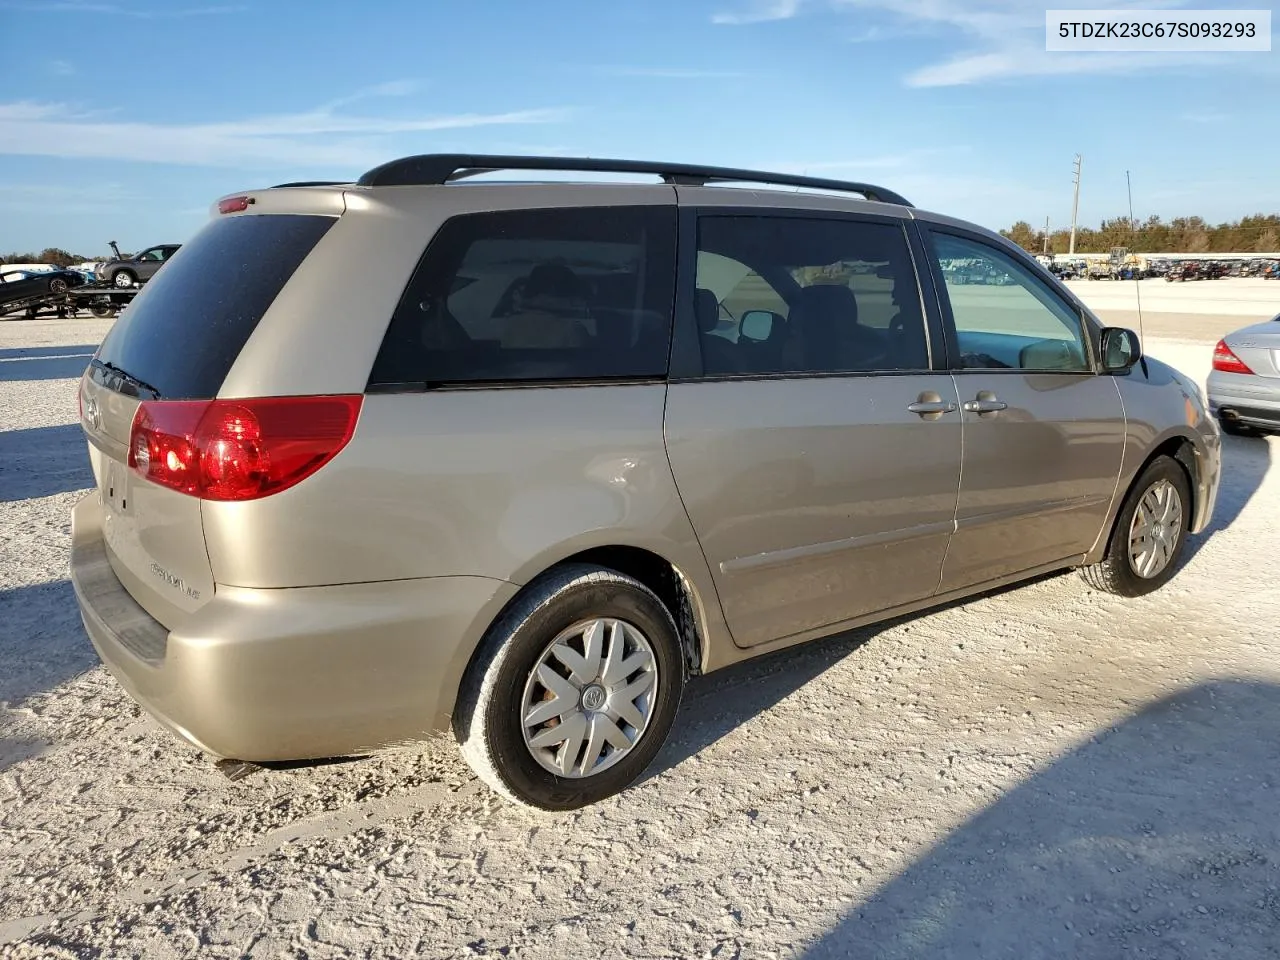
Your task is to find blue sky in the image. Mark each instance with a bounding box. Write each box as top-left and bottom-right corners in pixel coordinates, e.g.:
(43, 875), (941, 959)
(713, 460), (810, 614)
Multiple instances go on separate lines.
(0, 0), (1274, 254)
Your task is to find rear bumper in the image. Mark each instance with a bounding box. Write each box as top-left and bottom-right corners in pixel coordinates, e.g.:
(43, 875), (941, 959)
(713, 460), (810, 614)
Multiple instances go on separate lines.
(70, 492), (518, 761)
(1207, 372), (1280, 429)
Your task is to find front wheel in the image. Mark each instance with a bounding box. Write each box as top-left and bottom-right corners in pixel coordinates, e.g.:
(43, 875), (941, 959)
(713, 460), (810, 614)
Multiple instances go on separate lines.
(1079, 455), (1191, 597)
(455, 565), (685, 810)
(112, 270), (136, 288)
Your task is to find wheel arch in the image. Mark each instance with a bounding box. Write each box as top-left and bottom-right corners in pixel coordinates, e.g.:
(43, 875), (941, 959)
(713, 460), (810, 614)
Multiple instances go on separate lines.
(1086, 432), (1199, 564)
(456, 543), (716, 721)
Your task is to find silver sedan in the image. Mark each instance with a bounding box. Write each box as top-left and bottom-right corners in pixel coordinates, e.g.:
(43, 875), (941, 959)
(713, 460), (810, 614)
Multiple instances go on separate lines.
(1208, 315), (1280, 436)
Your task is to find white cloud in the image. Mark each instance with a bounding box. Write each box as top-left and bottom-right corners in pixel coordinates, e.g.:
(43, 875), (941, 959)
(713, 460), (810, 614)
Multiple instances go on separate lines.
(0, 182), (144, 215)
(0, 91), (572, 169)
(904, 47), (1211, 87)
(712, 0), (803, 25)
(718, 0), (1251, 85)
(1180, 111), (1229, 124)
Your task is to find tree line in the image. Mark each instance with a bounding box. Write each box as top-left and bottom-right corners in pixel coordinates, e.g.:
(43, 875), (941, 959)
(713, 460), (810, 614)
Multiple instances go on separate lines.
(0, 247), (98, 267)
(1001, 214), (1280, 256)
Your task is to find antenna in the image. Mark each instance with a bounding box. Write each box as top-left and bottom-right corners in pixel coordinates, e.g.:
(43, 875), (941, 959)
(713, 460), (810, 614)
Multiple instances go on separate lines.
(1126, 169), (1149, 373)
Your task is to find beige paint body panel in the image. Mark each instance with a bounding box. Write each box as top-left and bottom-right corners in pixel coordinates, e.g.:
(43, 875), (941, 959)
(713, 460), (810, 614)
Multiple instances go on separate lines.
(73, 493), (519, 760)
(940, 372), (1127, 591)
(665, 375), (962, 647)
(78, 374), (213, 629)
(1086, 356), (1221, 556)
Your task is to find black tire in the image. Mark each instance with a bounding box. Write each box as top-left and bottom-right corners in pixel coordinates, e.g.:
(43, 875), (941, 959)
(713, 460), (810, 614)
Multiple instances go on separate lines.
(1079, 455), (1192, 597)
(88, 302), (115, 319)
(112, 270), (136, 288)
(49, 278), (68, 295)
(1219, 417), (1261, 438)
(455, 564), (685, 810)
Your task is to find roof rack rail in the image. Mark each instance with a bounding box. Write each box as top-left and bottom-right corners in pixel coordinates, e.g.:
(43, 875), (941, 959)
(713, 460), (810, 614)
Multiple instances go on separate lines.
(271, 180), (350, 188)
(354, 154), (912, 206)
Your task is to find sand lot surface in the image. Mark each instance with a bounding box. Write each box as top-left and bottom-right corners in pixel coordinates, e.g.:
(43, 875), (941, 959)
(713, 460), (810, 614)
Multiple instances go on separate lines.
(2, 303), (1278, 959)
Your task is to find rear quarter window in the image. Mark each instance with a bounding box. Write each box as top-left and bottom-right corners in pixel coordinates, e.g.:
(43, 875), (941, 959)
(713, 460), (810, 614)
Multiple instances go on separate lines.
(368, 205), (677, 387)
(95, 214), (336, 399)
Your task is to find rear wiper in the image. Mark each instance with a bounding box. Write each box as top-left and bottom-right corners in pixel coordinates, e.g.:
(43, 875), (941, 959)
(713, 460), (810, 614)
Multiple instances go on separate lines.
(93, 359), (161, 399)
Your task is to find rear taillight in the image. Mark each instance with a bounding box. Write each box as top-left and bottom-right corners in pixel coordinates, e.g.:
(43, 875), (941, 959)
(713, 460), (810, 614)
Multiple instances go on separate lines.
(217, 195), (255, 214)
(1212, 340), (1254, 375)
(127, 395), (362, 501)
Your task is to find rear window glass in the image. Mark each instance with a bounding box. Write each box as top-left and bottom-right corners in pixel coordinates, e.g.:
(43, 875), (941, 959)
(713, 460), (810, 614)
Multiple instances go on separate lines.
(95, 214), (335, 399)
(368, 205), (676, 387)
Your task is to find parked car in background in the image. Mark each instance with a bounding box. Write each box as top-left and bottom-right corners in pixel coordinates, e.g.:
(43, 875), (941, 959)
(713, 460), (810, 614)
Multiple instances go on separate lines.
(71, 153), (1222, 810)
(0, 268), (86, 316)
(99, 241), (182, 288)
(1208, 316), (1280, 436)
(1166, 261), (1202, 281)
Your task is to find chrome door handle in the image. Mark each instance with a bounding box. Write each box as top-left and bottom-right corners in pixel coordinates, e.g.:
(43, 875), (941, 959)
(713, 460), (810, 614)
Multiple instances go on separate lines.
(907, 400), (957, 414)
(907, 393), (958, 419)
(962, 394), (1008, 414)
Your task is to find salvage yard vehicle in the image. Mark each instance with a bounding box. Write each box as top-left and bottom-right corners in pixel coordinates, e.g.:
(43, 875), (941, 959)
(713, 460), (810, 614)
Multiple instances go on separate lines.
(0, 267), (86, 318)
(98, 241), (182, 288)
(71, 154), (1223, 810)
(1208, 315), (1280, 436)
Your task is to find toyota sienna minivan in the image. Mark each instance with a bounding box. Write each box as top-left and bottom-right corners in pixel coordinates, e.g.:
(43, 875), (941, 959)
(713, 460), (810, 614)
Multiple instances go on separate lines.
(72, 154), (1221, 809)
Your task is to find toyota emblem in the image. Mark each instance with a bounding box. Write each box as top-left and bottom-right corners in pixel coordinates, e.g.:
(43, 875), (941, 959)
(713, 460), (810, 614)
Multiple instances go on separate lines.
(84, 395), (102, 430)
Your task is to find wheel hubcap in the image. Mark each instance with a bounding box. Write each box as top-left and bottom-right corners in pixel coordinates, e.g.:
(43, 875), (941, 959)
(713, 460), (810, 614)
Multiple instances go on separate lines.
(1128, 479), (1184, 579)
(520, 617), (658, 779)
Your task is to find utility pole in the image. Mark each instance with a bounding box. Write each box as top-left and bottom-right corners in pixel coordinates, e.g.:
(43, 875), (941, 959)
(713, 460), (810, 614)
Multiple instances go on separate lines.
(1069, 154), (1082, 256)
(1043, 215), (1050, 256)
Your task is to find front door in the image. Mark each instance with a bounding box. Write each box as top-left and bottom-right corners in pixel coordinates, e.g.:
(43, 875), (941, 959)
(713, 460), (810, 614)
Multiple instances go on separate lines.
(923, 227), (1127, 592)
(665, 211), (962, 648)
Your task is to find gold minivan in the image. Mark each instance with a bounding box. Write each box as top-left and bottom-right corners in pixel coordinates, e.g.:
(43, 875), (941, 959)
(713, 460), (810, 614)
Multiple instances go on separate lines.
(72, 155), (1221, 809)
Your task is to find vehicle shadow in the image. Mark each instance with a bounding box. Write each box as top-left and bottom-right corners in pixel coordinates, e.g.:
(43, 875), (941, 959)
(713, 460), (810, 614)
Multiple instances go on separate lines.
(0, 424), (93, 502)
(650, 576), (1059, 781)
(0, 738), (49, 775)
(0, 580), (98, 707)
(0, 349), (94, 382)
(1182, 433), (1272, 564)
(0, 344), (97, 362)
(796, 679), (1280, 959)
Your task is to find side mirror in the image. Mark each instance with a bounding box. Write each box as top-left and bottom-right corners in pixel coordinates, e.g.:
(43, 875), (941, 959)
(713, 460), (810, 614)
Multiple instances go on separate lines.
(1100, 327), (1141, 372)
(740, 310), (776, 342)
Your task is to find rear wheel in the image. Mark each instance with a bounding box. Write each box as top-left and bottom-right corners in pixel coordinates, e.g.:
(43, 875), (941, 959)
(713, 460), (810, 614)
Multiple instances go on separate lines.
(455, 565), (685, 810)
(1079, 455), (1191, 597)
(88, 301), (115, 319)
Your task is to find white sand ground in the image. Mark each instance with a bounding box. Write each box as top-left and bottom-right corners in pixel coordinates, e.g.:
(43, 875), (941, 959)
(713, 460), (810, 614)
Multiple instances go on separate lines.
(1, 298), (1278, 959)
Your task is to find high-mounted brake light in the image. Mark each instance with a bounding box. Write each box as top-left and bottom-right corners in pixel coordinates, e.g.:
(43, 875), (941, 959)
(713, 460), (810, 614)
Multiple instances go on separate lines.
(1212, 339), (1254, 375)
(218, 195), (255, 214)
(127, 395), (362, 501)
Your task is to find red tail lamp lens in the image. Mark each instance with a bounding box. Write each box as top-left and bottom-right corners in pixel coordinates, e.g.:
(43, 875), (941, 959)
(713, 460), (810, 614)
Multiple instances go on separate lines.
(217, 195), (255, 214)
(128, 395), (362, 501)
(1212, 340), (1253, 375)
